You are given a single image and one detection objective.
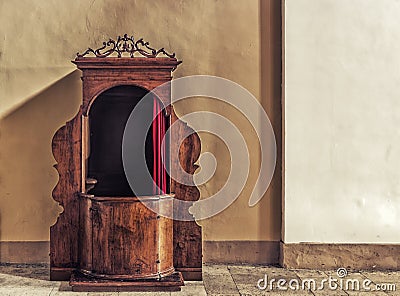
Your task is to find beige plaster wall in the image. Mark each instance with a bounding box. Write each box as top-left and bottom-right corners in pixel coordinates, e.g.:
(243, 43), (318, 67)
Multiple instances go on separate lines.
(0, 0), (281, 242)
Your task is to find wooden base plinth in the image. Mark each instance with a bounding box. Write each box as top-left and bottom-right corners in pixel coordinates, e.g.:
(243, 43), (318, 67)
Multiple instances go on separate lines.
(176, 267), (202, 281)
(50, 267), (74, 281)
(70, 271), (184, 292)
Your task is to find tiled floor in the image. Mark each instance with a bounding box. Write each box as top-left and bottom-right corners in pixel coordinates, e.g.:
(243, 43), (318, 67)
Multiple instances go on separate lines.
(0, 263), (399, 295)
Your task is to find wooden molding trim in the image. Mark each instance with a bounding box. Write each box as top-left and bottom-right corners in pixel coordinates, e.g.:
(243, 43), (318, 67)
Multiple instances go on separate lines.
(0, 241), (49, 264)
(203, 240), (280, 264)
(281, 242), (400, 270)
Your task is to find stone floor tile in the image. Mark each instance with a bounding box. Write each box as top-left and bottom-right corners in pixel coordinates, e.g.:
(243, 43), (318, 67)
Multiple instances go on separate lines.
(203, 272), (239, 295)
(56, 282), (73, 291)
(206, 294), (240, 296)
(173, 281), (207, 296)
(87, 293), (119, 296)
(236, 281), (315, 295)
(0, 287), (54, 296)
(234, 284), (266, 296)
(345, 292), (388, 296)
(184, 280), (205, 286)
(227, 264), (281, 272)
(0, 273), (57, 288)
(50, 292), (89, 296)
(293, 269), (327, 279)
(361, 270), (400, 283)
(229, 269), (269, 285)
(324, 269), (366, 277)
(0, 263), (49, 281)
(118, 292), (170, 296)
(311, 289), (348, 295)
(229, 265), (300, 290)
(207, 293), (242, 296)
(50, 284), (89, 296)
(228, 266), (298, 286)
(203, 264), (231, 275)
(236, 283), (303, 295)
(261, 268), (300, 278)
(265, 292), (313, 296)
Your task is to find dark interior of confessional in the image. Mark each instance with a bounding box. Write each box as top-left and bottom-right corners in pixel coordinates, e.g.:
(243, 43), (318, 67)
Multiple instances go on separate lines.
(87, 85), (170, 197)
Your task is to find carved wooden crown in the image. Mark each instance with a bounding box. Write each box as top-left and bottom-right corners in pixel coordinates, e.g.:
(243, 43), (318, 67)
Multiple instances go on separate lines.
(76, 34), (176, 58)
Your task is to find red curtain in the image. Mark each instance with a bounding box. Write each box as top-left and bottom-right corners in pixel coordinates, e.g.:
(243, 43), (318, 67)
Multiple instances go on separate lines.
(152, 98), (167, 195)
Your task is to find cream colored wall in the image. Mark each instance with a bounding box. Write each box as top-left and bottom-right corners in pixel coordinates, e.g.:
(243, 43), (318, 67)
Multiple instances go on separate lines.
(0, 0), (281, 242)
(284, 0), (400, 243)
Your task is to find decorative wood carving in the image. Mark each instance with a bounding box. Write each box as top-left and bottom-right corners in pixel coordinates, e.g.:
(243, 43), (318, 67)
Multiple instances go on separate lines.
(76, 34), (176, 58)
(51, 117), (82, 277)
(50, 35), (202, 287)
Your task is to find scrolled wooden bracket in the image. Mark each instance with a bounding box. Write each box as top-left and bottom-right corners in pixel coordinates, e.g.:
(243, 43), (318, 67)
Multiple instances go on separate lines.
(170, 107), (202, 280)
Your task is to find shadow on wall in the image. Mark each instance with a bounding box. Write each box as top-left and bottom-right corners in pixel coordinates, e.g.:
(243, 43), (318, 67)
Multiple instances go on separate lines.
(258, 0), (282, 253)
(0, 70), (81, 243)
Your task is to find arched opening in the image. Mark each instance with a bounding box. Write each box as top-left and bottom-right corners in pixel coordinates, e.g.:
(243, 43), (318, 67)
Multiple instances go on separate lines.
(87, 85), (169, 196)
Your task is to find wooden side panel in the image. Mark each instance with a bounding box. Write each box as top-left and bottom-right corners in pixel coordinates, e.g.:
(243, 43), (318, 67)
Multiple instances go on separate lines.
(171, 108), (202, 280)
(50, 114), (82, 280)
(91, 202), (114, 274)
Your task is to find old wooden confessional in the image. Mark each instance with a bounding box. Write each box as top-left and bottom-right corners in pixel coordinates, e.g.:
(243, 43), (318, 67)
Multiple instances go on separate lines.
(50, 35), (202, 291)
